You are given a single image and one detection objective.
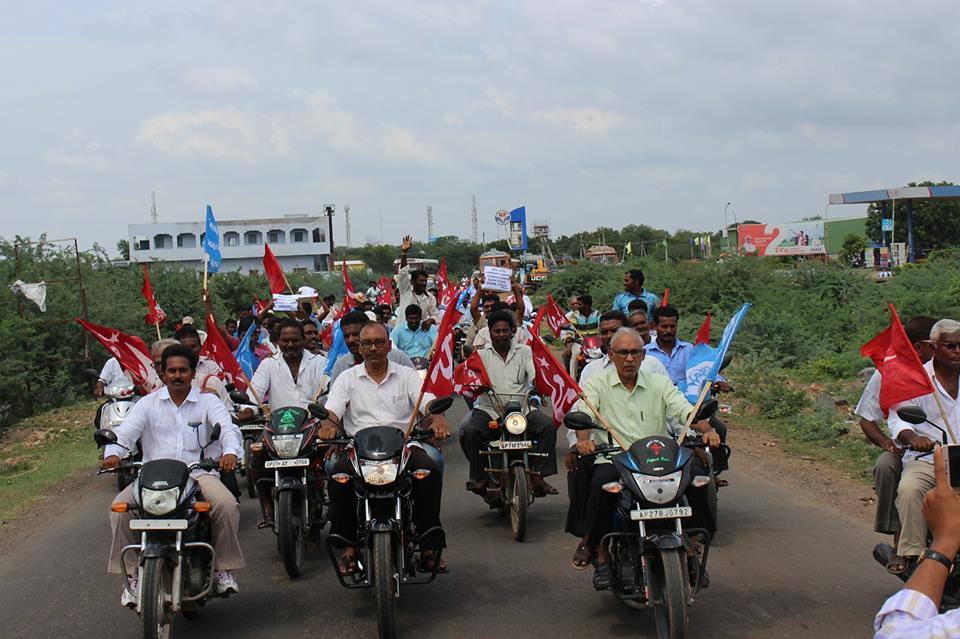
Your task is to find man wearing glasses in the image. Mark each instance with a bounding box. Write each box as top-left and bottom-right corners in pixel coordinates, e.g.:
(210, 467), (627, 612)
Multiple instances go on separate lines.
(887, 318), (960, 569)
(572, 327), (719, 589)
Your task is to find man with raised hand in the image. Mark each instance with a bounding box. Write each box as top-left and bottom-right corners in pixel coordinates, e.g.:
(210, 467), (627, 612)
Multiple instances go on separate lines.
(397, 235), (439, 327)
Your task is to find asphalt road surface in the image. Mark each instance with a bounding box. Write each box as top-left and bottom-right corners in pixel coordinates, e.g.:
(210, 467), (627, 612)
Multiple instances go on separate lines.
(1, 403), (895, 639)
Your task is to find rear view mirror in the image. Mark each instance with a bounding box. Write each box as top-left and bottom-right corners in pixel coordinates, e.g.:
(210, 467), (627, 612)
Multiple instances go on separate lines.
(695, 399), (719, 422)
(428, 396), (454, 415)
(308, 403), (329, 420)
(209, 424), (221, 442)
(93, 429), (118, 448)
(897, 406), (928, 425)
(229, 391), (253, 405)
(719, 353), (734, 372)
(85, 368), (99, 378)
(564, 411), (598, 431)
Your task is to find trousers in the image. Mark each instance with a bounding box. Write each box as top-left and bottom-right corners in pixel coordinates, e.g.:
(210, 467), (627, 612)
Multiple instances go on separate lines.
(896, 460), (936, 557)
(874, 451), (903, 535)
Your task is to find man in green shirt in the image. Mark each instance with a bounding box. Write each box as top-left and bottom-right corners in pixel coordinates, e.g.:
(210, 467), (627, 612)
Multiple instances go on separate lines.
(573, 327), (719, 589)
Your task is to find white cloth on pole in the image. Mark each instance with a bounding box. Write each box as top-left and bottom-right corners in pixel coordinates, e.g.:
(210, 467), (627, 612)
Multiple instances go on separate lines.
(10, 280), (47, 312)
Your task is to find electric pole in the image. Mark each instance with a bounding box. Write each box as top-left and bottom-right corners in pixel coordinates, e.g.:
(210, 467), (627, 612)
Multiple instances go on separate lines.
(344, 204), (351, 248)
(427, 205), (434, 242)
(151, 191), (158, 224)
(471, 195), (479, 244)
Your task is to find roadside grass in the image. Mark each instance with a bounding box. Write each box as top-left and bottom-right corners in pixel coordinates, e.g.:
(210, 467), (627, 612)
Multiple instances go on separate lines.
(0, 401), (99, 524)
(728, 363), (879, 484)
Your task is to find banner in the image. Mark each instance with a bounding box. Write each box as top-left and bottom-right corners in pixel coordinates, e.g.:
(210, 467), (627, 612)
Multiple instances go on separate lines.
(203, 205), (222, 273)
(508, 206), (528, 251)
(738, 222), (826, 256)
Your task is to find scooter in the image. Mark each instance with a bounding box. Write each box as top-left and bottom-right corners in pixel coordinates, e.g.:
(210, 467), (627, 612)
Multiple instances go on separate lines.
(94, 382), (142, 490)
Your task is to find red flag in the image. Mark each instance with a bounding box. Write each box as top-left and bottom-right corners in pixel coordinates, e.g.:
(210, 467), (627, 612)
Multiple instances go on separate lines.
(694, 313), (711, 345)
(860, 304), (936, 415)
(319, 304), (350, 349)
(439, 283), (461, 310)
(436, 258), (449, 293)
(422, 307), (463, 398)
(342, 260), (357, 310)
(542, 294), (570, 338)
(263, 244), (286, 294)
(253, 297), (270, 316)
(453, 349), (492, 400)
(76, 319), (161, 392)
(376, 276), (393, 306)
(141, 265), (167, 326)
(200, 315), (247, 391)
(526, 332), (583, 426)
(662, 288), (669, 306)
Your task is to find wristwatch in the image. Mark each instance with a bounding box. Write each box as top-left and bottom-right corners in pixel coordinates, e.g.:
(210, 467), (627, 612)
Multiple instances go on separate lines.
(920, 548), (954, 570)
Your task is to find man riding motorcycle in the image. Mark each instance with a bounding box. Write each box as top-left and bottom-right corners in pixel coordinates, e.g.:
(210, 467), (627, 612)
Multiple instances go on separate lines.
(459, 309), (558, 497)
(101, 344), (245, 604)
(573, 328), (719, 589)
(320, 322), (451, 575)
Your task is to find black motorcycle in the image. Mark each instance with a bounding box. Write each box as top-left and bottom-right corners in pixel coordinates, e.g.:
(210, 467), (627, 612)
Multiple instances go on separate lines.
(475, 389), (549, 541)
(564, 401), (719, 639)
(324, 396), (453, 639)
(232, 391), (330, 578)
(95, 425), (229, 639)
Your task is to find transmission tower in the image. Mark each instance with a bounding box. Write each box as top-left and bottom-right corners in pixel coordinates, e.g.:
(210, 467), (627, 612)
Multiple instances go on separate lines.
(151, 191), (158, 224)
(344, 205), (352, 248)
(471, 195), (479, 244)
(427, 205), (434, 241)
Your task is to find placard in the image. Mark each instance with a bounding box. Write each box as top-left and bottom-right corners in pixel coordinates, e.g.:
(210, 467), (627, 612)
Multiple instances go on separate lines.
(482, 266), (512, 292)
(272, 293), (300, 311)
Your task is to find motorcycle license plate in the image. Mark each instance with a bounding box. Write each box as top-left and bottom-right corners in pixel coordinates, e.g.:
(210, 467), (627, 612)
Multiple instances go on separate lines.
(239, 425), (262, 432)
(264, 458), (310, 469)
(630, 506), (692, 521)
(496, 440), (532, 450)
(130, 519), (188, 531)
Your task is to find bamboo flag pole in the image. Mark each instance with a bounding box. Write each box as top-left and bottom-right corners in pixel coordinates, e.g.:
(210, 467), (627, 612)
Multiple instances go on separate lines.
(929, 377), (957, 443)
(404, 387), (428, 439)
(202, 255), (209, 292)
(577, 393), (630, 452)
(154, 322), (162, 343)
(239, 372), (269, 417)
(675, 382), (713, 444)
(310, 374), (330, 403)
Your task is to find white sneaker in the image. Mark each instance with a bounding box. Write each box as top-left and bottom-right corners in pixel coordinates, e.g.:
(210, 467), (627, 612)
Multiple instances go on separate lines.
(214, 570), (239, 595)
(121, 576), (138, 608)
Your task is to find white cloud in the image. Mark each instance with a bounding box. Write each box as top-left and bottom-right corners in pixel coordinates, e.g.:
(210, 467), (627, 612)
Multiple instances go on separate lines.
(185, 67), (258, 91)
(136, 107), (287, 162)
(540, 108), (624, 135)
(42, 141), (109, 172)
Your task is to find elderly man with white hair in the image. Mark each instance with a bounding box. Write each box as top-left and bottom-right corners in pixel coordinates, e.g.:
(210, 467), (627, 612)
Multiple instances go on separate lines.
(888, 318), (960, 566)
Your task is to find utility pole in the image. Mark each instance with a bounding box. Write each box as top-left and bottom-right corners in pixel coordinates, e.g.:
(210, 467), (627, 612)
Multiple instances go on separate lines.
(324, 204), (335, 271)
(344, 204), (352, 248)
(471, 195), (479, 244)
(151, 191), (158, 224)
(379, 208), (384, 244)
(427, 205), (434, 242)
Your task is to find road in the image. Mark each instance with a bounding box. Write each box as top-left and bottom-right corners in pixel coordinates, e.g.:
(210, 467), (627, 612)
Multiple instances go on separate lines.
(0, 402), (895, 639)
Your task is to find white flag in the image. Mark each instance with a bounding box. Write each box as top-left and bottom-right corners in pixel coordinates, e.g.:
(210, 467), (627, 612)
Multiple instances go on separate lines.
(10, 280), (47, 312)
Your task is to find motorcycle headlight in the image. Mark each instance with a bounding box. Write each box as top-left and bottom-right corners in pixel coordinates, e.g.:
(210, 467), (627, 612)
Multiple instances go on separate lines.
(634, 469), (683, 505)
(504, 412), (527, 435)
(360, 460), (399, 486)
(271, 433), (304, 458)
(141, 487), (180, 516)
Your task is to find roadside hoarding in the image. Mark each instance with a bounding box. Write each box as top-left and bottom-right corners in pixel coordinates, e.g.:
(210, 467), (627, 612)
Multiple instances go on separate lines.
(738, 221), (826, 256)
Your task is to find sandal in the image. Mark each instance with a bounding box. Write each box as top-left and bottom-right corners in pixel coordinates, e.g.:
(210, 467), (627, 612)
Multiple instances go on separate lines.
(257, 519), (274, 530)
(418, 551), (448, 574)
(886, 553), (909, 575)
(572, 543), (594, 570)
(531, 477), (559, 497)
(338, 552), (360, 576)
(592, 562), (612, 591)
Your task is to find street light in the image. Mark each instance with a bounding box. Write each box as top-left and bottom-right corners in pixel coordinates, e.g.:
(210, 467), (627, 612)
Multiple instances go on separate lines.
(723, 202), (731, 251)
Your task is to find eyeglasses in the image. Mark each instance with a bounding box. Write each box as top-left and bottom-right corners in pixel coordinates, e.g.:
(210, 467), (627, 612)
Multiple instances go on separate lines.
(359, 339), (388, 350)
(939, 341), (960, 351)
(611, 349), (644, 359)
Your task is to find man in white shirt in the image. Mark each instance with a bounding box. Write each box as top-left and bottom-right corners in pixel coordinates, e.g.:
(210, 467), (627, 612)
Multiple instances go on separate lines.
(321, 322), (451, 575)
(856, 315), (935, 574)
(888, 319), (960, 563)
(101, 344), (244, 603)
(397, 235), (439, 326)
(95, 357), (132, 396)
(329, 311), (415, 384)
(176, 324), (223, 380)
(241, 319), (328, 413)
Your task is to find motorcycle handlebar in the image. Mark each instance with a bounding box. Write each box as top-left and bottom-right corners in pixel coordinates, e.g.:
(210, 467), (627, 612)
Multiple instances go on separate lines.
(97, 460), (142, 475)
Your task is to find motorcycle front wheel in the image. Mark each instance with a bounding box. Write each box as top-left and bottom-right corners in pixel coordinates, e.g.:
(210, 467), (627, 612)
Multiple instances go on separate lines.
(277, 491), (304, 578)
(372, 532), (398, 639)
(651, 548), (689, 639)
(509, 466), (528, 542)
(141, 556), (173, 639)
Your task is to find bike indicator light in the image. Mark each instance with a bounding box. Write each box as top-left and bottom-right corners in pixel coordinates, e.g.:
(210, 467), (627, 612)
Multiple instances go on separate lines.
(412, 469), (431, 480)
(332, 473), (351, 484)
(488, 420), (499, 430)
(111, 502), (129, 513)
(194, 501), (211, 513)
(691, 475), (711, 488)
(602, 482), (622, 494)
(250, 442), (264, 452)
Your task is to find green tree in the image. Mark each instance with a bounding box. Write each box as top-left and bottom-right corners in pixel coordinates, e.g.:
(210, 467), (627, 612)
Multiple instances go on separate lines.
(116, 239), (130, 260)
(839, 234), (866, 267)
(865, 180), (960, 249)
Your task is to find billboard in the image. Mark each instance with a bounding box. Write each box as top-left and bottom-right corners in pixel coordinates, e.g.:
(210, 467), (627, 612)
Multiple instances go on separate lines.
(738, 221), (826, 256)
(508, 206), (528, 251)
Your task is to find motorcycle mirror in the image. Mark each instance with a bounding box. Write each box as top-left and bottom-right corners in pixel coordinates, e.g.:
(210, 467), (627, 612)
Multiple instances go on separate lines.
(896, 406), (928, 425)
(695, 399), (720, 422)
(308, 403), (329, 420)
(209, 424), (221, 442)
(224, 383), (237, 393)
(719, 353), (734, 372)
(428, 396), (454, 415)
(93, 429), (118, 448)
(85, 368), (99, 378)
(229, 390), (253, 405)
(564, 411), (599, 431)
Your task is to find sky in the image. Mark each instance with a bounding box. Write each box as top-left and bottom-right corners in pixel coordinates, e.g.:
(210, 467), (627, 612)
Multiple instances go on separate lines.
(1, 0), (958, 252)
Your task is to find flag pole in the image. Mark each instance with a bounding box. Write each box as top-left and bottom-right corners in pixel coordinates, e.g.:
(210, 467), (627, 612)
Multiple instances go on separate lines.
(154, 321), (162, 343)
(310, 374), (330, 403)
(675, 382), (713, 444)
(577, 393), (629, 451)
(203, 255), (209, 292)
(931, 385), (957, 443)
(239, 372), (269, 416)
(404, 388), (428, 439)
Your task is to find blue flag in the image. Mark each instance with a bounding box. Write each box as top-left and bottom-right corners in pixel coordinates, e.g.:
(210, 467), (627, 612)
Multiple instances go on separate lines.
(233, 321), (259, 380)
(681, 303), (751, 403)
(324, 321), (349, 376)
(203, 205), (222, 273)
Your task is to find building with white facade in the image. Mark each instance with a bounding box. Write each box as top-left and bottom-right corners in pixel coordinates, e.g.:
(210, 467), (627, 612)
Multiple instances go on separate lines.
(129, 214), (334, 274)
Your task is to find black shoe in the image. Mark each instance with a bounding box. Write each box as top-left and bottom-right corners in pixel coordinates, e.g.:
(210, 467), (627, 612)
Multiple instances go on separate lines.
(466, 479), (488, 496)
(698, 568), (710, 589)
(593, 563), (611, 591)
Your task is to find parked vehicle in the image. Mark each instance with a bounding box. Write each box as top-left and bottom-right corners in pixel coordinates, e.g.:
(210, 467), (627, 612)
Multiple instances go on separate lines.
(94, 382), (142, 490)
(94, 425), (230, 639)
(323, 396), (453, 639)
(568, 335), (603, 382)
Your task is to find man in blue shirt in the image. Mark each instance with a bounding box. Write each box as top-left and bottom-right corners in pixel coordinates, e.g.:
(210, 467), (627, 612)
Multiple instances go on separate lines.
(643, 305), (690, 385)
(390, 304), (438, 359)
(611, 269), (660, 315)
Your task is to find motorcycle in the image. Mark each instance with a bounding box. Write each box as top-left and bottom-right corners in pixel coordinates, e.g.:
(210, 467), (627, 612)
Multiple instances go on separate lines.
(564, 400), (720, 639)
(94, 424), (229, 639)
(227, 387), (264, 499)
(475, 388), (549, 542)
(568, 334), (603, 382)
(231, 391), (330, 578)
(873, 406), (960, 609)
(94, 382), (142, 491)
(323, 396), (454, 639)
